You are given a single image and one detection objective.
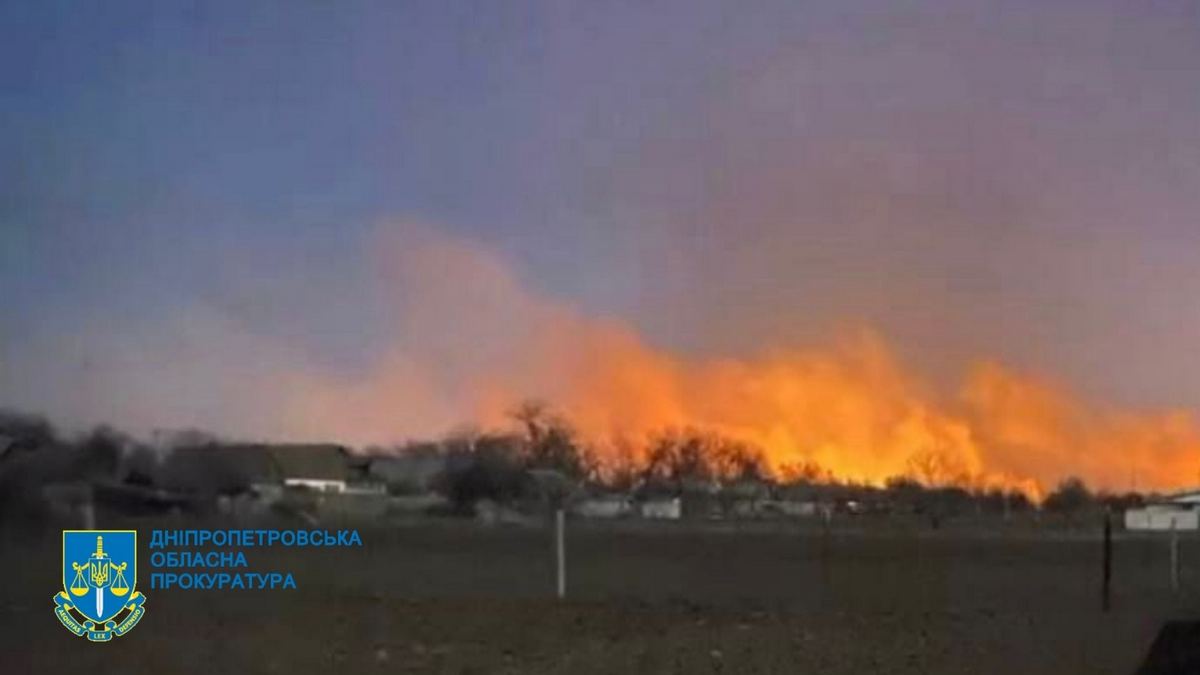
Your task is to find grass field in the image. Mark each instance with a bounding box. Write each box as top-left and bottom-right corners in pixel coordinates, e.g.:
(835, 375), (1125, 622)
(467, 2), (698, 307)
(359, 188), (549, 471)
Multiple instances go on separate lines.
(3, 516), (1197, 673)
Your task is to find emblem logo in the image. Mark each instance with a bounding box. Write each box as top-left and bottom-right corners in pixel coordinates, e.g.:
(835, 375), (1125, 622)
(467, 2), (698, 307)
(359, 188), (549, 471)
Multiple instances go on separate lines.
(54, 530), (147, 642)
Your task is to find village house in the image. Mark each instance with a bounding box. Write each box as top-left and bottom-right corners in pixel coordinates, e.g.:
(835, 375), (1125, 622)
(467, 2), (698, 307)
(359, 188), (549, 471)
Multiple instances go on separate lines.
(573, 493), (634, 519)
(1125, 489), (1200, 531)
(162, 444), (279, 496)
(640, 496), (682, 520)
(365, 452), (445, 494)
(722, 477), (773, 518)
(270, 444), (352, 493)
(161, 442), (357, 504)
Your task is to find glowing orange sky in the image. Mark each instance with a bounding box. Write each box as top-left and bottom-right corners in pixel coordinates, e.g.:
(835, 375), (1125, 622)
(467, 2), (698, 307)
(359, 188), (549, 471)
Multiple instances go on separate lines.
(275, 231), (1200, 496)
(4, 227), (1199, 497)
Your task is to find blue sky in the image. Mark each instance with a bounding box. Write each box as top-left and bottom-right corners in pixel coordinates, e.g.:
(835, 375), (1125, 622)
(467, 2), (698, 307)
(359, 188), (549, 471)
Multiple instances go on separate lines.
(3, 1), (1200, 437)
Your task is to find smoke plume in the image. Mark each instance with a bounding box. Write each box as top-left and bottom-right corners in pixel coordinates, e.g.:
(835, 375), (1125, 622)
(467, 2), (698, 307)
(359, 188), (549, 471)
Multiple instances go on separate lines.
(3, 226), (1198, 495)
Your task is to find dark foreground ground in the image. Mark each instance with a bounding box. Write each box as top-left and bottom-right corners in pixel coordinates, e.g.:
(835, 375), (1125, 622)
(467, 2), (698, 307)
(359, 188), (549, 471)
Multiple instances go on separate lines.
(3, 516), (1197, 674)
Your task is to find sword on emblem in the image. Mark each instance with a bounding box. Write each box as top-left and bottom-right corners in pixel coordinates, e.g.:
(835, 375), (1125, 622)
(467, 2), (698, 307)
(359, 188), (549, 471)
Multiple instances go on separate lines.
(90, 536), (110, 618)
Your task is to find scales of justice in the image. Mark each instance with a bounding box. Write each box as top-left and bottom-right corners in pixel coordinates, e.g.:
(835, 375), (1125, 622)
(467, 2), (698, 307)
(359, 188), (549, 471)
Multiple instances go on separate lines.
(68, 535), (130, 619)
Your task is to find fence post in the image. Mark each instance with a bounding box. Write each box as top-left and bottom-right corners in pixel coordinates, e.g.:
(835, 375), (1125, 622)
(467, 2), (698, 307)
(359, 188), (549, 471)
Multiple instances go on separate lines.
(1170, 521), (1180, 593)
(81, 497), (96, 530)
(820, 505), (832, 567)
(555, 508), (566, 600)
(819, 504), (833, 604)
(1102, 511), (1112, 612)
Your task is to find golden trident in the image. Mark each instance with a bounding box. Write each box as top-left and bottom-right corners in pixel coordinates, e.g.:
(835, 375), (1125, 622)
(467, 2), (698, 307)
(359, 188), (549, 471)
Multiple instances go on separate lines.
(69, 536), (129, 618)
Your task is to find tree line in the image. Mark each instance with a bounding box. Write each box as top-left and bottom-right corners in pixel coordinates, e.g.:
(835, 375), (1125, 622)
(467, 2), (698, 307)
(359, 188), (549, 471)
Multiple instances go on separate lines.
(0, 406), (1151, 521)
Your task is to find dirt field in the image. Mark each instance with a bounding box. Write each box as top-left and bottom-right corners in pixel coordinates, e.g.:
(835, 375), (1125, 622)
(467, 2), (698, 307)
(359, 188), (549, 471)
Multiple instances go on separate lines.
(3, 517), (1197, 674)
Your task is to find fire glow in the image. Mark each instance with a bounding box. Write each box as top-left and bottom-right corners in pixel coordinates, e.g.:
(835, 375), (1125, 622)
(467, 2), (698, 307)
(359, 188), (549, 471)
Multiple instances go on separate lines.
(276, 231), (1200, 499)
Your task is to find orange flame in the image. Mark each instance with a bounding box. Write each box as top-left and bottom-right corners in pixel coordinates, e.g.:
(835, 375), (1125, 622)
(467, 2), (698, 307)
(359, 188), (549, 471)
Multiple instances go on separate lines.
(278, 230), (1200, 498)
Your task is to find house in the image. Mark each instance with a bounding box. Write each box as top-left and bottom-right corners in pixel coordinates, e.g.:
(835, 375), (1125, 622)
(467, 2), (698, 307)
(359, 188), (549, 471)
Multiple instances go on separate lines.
(722, 478), (772, 518)
(162, 443), (352, 495)
(678, 478), (722, 519)
(1167, 489), (1200, 506)
(762, 483), (829, 518)
(366, 453), (445, 494)
(640, 496), (682, 520)
(1125, 489), (1200, 531)
(574, 494), (634, 518)
(269, 444), (352, 493)
(759, 499), (819, 518)
(1125, 505), (1199, 531)
(161, 444), (278, 496)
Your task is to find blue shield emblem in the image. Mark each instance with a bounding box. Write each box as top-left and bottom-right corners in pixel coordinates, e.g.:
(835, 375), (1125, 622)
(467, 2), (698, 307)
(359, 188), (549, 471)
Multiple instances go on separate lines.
(55, 530), (146, 641)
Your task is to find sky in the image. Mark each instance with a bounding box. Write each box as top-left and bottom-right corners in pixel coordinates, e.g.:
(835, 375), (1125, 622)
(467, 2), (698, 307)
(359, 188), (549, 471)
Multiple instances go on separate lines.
(3, 1), (1200, 483)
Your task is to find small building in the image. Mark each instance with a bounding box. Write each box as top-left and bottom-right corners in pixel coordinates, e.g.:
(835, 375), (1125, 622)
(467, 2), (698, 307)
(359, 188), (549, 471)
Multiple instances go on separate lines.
(1125, 489), (1200, 531)
(366, 452), (445, 494)
(1125, 506), (1199, 531)
(758, 499), (819, 518)
(678, 478), (722, 519)
(1168, 489), (1200, 507)
(162, 444), (278, 496)
(574, 494), (634, 519)
(722, 478), (772, 518)
(269, 444), (352, 493)
(640, 496), (682, 520)
(163, 443), (353, 496)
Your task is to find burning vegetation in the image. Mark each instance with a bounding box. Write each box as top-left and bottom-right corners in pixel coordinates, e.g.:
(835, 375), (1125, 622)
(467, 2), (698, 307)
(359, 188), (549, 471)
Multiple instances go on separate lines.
(0, 404), (1152, 526)
(260, 234), (1200, 502)
(5, 234), (1199, 503)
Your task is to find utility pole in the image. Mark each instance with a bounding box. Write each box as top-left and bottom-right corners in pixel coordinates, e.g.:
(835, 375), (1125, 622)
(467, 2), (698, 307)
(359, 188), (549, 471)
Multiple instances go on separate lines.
(1101, 510), (1112, 612)
(555, 508), (566, 599)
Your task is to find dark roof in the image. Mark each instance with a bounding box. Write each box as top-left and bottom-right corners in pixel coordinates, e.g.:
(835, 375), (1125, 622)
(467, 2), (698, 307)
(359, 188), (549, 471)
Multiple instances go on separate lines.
(161, 443), (352, 494)
(268, 444), (350, 481)
(367, 454), (445, 485)
(162, 444), (278, 494)
(1166, 489), (1200, 504)
(0, 433), (42, 461)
